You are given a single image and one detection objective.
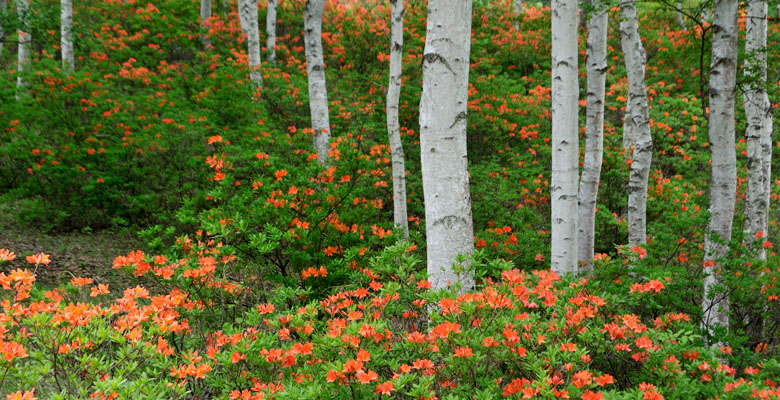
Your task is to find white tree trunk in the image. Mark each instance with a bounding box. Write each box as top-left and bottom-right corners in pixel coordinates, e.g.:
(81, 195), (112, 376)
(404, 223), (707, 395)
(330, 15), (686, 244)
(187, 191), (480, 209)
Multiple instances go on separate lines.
(513, 0), (523, 30)
(304, 0), (330, 163)
(16, 0), (30, 92)
(239, 0), (262, 87)
(0, 0), (7, 57)
(676, 1), (687, 31)
(61, 0), (74, 72)
(577, 0), (607, 272)
(703, 0), (738, 339)
(622, 97), (633, 154)
(551, 0), (579, 276)
(238, 0), (248, 35)
(420, 0), (474, 292)
(201, 0), (212, 47)
(744, 0), (772, 260)
(266, 0), (277, 64)
(620, 0), (652, 249)
(387, 0), (408, 238)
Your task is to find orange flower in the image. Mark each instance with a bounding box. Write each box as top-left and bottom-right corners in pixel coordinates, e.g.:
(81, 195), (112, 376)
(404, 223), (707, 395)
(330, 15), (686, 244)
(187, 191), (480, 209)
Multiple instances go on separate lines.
(90, 284), (110, 297)
(453, 346), (473, 358)
(0, 249), (16, 262)
(356, 370), (378, 384)
(5, 391), (36, 400)
(25, 253), (51, 266)
(375, 381), (394, 395)
(70, 277), (93, 287)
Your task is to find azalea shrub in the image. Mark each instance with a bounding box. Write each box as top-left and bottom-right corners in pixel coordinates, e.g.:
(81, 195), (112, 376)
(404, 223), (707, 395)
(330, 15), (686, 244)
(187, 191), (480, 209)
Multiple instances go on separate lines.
(2, 244), (780, 399)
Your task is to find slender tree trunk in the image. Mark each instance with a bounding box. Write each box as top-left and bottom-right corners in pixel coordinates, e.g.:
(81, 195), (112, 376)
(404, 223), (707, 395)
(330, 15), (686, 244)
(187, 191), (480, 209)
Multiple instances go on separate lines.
(238, 0), (248, 35)
(622, 97), (633, 154)
(551, 0), (579, 276)
(0, 0), (7, 57)
(266, 0), (277, 64)
(577, 0), (607, 272)
(620, 0), (652, 249)
(239, 0), (262, 87)
(61, 0), (74, 72)
(16, 0), (30, 93)
(703, 0), (738, 339)
(420, 0), (474, 292)
(304, 0), (330, 163)
(387, 0), (408, 238)
(744, 0), (772, 260)
(223, 0), (230, 15)
(201, 0), (212, 47)
(677, 1), (687, 30)
(513, 0), (522, 30)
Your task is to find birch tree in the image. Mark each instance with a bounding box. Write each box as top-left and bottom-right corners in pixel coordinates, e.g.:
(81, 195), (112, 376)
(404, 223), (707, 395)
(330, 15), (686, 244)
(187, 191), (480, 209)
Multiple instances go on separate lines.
(577, 0), (607, 272)
(703, 0), (738, 338)
(304, 0), (330, 163)
(201, 0), (212, 47)
(61, 0), (74, 72)
(513, 0), (522, 30)
(16, 0), (30, 92)
(0, 0), (7, 57)
(744, 0), (772, 260)
(551, 0), (579, 276)
(266, 0), (277, 64)
(620, 0), (652, 249)
(387, 0), (408, 238)
(420, 0), (474, 292)
(239, 0), (262, 87)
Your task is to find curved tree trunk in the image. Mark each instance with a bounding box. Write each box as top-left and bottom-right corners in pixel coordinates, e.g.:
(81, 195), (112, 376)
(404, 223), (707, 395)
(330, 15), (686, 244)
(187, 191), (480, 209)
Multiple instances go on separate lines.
(744, 0), (772, 260)
(16, 0), (30, 93)
(387, 0), (408, 238)
(201, 0), (212, 47)
(551, 0), (579, 276)
(703, 0), (738, 340)
(620, 0), (652, 250)
(266, 0), (277, 64)
(239, 0), (262, 87)
(304, 0), (330, 163)
(577, 0), (607, 272)
(61, 0), (74, 72)
(420, 0), (474, 292)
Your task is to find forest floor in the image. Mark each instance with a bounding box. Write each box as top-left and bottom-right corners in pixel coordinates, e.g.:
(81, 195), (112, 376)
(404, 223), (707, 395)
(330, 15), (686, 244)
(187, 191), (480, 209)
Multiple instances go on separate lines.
(0, 202), (152, 292)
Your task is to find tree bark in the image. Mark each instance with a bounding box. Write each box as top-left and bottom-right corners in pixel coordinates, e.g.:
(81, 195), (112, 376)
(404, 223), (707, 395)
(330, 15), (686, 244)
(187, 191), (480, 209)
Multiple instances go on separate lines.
(201, 0), (212, 47)
(703, 0), (738, 339)
(61, 0), (74, 72)
(387, 0), (408, 238)
(676, 1), (687, 31)
(0, 0), (7, 58)
(304, 0), (330, 163)
(16, 0), (30, 93)
(577, 0), (607, 272)
(744, 0), (772, 260)
(551, 0), (579, 276)
(420, 0), (474, 292)
(513, 0), (522, 30)
(239, 0), (262, 87)
(620, 0), (652, 250)
(266, 0), (277, 64)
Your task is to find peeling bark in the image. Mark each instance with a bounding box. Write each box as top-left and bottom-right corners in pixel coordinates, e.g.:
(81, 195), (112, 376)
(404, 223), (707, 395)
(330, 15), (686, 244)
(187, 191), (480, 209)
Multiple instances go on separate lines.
(266, 0), (277, 64)
(239, 0), (262, 87)
(387, 0), (408, 238)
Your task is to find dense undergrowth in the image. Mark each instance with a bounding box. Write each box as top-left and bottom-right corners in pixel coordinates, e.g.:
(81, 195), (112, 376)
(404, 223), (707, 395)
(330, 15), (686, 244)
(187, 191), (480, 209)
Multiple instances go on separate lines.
(0, 0), (779, 398)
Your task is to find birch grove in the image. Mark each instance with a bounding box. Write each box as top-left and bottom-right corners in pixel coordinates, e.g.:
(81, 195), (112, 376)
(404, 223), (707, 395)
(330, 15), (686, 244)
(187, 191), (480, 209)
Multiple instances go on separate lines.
(420, 0), (474, 291)
(266, 0), (277, 64)
(703, 0), (738, 337)
(744, 0), (772, 260)
(550, 0), (579, 276)
(16, 0), (30, 92)
(577, 0), (607, 272)
(620, 0), (652, 249)
(61, 0), (74, 72)
(239, 0), (262, 87)
(304, 0), (331, 163)
(386, 0), (408, 238)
